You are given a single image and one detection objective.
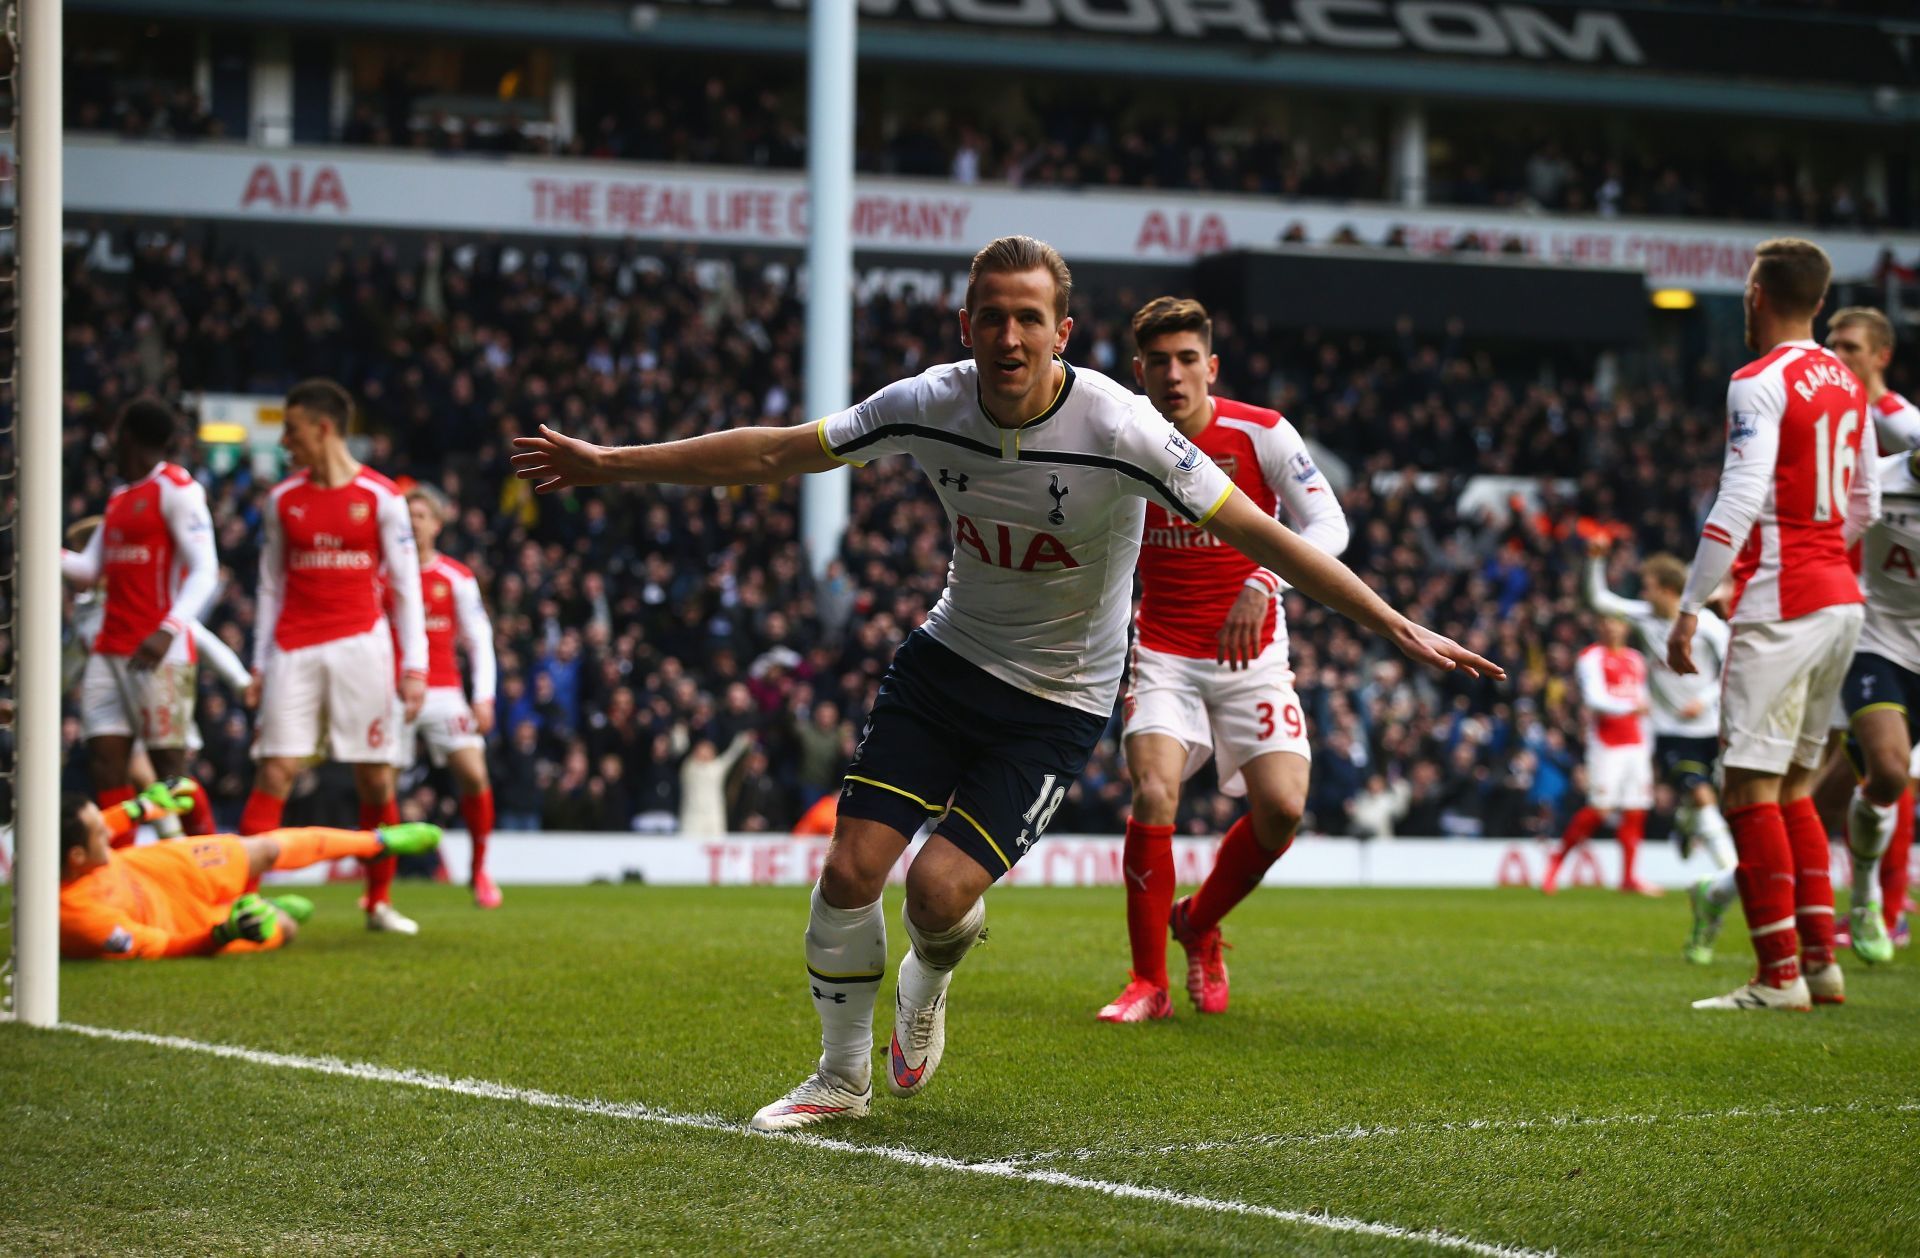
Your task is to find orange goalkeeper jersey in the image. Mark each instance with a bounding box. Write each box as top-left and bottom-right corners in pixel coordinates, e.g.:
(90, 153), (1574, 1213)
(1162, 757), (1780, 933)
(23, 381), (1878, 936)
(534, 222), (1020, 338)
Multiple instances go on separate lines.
(60, 836), (273, 960)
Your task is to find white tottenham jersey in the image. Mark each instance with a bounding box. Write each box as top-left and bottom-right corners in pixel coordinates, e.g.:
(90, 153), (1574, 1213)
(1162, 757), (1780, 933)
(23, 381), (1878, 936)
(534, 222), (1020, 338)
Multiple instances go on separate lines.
(1859, 451), (1920, 674)
(1873, 391), (1920, 455)
(1585, 556), (1728, 738)
(820, 359), (1235, 715)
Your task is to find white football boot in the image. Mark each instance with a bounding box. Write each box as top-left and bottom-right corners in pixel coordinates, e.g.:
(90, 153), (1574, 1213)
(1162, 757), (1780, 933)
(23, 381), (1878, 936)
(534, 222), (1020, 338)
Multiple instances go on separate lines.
(1804, 961), (1845, 1005)
(749, 1069), (873, 1132)
(886, 987), (947, 1098)
(366, 902), (420, 935)
(1691, 977), (1812, 1011)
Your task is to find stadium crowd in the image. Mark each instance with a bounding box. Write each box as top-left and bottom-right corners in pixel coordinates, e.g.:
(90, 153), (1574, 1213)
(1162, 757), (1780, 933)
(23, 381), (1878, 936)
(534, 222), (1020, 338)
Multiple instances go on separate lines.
(64, 49), (1909, 232)
(49, 229), (1913, 840)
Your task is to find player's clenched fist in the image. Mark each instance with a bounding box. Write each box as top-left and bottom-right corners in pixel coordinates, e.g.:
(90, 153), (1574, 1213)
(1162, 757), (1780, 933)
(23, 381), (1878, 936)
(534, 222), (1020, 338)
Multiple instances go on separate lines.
(212, 893), (280, 946)
(510, 425), (612, 493)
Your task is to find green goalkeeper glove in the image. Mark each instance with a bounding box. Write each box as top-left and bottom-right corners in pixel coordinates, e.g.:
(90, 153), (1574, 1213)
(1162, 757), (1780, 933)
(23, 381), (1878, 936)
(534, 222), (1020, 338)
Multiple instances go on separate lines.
(117, 777), (203, 825)
(211, 893), (280, 947)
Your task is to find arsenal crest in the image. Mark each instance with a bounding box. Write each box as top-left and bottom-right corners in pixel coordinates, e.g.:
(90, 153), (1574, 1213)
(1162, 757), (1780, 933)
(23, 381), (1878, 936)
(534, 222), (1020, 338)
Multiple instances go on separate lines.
(349, 501), (371, 523)
(1214, 455), (1239, 479)
(431, 581), (449, 601)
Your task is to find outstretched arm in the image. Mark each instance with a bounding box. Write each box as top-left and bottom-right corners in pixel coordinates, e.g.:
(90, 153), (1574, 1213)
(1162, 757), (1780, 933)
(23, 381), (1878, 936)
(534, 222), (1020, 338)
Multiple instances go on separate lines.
(511, 422), (838, 493)
(1204, 489), (1503, 679)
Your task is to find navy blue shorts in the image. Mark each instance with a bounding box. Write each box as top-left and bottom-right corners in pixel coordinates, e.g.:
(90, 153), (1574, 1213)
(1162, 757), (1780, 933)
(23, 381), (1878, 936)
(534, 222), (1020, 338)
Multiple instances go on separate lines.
(838, 630), (1108, 879)
(1842, 652), (1920, 775)
(1655, 734), (1719, 791)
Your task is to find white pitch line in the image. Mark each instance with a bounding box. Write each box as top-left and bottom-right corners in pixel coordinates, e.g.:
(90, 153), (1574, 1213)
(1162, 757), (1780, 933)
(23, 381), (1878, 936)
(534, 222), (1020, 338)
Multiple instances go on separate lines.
(1009, 1098), (1920, 1164)
(48, 1021), (1549, 1258)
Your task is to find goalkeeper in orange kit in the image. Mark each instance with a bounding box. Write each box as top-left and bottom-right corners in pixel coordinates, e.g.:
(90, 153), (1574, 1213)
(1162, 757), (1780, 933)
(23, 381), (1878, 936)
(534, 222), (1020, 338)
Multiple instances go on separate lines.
(58, 779), (442, 960)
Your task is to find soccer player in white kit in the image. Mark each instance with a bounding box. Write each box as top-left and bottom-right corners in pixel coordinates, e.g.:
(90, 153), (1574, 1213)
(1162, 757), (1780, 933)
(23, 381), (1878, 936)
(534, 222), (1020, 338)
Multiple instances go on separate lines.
(60, 399), (218, 837)
(1820, 306), (1920, 957)
(1669, 239), (1878, 1012)
(513, 235), (1500, 1131)
(242, 378), (429, 934)
(392, 482), (502, 909)
(1541, 617), (1659, 895)
(1098, 297), (1348, 1023)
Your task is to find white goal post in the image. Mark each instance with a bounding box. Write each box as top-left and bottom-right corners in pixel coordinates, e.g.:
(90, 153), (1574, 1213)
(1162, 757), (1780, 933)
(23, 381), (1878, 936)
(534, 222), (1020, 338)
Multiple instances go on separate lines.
(9, 0), (62, 1026)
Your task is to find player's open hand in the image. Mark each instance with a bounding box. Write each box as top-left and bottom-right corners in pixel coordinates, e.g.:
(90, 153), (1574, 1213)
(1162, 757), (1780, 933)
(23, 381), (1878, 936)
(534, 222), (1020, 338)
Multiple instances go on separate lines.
(243, 670), (263, 710)
(1389, 619), (1504, 680)
(510, 425), (611, 493)
(1215, 585), (1269, 672)
(1667, 612), (1698, 675)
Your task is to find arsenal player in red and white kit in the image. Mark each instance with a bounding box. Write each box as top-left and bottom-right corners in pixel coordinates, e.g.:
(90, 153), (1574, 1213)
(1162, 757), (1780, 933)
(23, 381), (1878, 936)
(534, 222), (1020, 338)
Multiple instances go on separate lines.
(392, 482), (501, 909)
(60, 399), (218, 838)
(1541, 620), (1656, 896)
(1099, 297), (1349, 1023)
(242, 378), (429, 934)
(1670, 239), (1879, 1011)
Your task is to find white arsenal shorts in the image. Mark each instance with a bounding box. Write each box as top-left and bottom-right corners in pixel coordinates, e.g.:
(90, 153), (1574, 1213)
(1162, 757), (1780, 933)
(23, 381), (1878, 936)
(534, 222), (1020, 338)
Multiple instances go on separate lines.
(1123, 641), (1310, 798)
(253, 624), (399, 764)
(395, 685), (484, 769)
(78, 654), (197, 750)
(1585, 741), (1654, 811)
(1721, 602), (1863, 775)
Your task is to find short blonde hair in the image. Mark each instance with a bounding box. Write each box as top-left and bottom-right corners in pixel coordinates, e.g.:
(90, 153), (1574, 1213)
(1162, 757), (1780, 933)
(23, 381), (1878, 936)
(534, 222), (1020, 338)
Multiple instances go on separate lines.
(1641, 553), (1688, 596)
(1829, 305), (1894, 351)
(405, 482), (454, 522)
(965, 235), (1072, 322)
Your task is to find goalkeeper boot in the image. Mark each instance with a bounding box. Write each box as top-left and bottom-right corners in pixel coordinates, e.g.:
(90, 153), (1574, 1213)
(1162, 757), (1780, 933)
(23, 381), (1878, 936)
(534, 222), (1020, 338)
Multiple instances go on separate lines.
(1691, 976), (1812, 1011)
(377, 822), (443, 857)
(472, 869), (503, 910)
(366, 901), (420, 935)
(1805, 961), (1845, 1006)
(749, 1068), (872, 1132)
(1170, 896), (1230, 1015)
(271, 894), (315, 924)
(1850, 900), (1894, 965)
(1096, 974), (1172, 1023)
(1685, 877), (1726, 965)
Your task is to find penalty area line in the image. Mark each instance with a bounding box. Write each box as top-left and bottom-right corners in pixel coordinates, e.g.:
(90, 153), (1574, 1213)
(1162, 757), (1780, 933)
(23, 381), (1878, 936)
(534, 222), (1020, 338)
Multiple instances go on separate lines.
(48, 1021), (1550, 1258)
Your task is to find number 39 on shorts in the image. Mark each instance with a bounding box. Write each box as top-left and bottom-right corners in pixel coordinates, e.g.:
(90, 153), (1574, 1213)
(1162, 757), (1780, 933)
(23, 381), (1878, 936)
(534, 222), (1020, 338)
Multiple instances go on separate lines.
(1256, 701), (1304, 740)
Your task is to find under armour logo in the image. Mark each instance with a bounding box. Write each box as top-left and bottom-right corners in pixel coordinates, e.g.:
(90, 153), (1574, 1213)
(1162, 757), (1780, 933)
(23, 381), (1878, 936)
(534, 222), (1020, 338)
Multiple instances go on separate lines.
(811, 985), (847, 1005)
(1047, 474), (1069, 525)
(939, 469), (969, 492)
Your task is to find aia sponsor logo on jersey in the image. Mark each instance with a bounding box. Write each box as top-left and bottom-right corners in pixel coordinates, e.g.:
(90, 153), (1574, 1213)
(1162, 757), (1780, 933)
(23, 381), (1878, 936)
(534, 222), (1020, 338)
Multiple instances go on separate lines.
(1164, 432), (1201, 472)
(954, 514), (1080, 571)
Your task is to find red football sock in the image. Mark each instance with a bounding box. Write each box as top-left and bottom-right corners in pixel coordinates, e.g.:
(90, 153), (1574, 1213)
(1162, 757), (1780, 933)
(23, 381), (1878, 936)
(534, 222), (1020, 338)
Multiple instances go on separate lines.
(183, 786), (215, 837)
(1883, 787), (1914, 931)
(239, 789), (285, 836)
(1728, 802), (1800, 986)
(1121, 817), (1175, 989)
(360, 798), (401, 908)
(1555, 806), (1603, 859)
(98, 786), (138, 849)
(460, 789), (496, 879)
(1618, 809), (1647, 888)
(1783, 796), (1836, 970)
(1186, 814), (1291, 936)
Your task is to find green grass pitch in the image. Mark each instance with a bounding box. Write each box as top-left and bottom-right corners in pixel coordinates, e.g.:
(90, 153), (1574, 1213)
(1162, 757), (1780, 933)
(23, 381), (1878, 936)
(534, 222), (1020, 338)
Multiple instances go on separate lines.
(3, 882), (1917, 1255)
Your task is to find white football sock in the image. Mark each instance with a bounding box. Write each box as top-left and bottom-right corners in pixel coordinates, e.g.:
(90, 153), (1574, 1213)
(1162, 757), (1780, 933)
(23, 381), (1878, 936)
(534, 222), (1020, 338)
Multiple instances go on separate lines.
(1705, 867), (1740, 909)
(1695, 803), (1737, 871)
(805, 884), (886, 1089)
(1848, 788), (1898, 907)
(898, 896), (985, 1009)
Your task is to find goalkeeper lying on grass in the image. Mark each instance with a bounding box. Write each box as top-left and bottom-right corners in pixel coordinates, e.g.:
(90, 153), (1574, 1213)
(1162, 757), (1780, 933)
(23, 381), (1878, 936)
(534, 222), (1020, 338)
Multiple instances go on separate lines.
(57, 779), (442, 960)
